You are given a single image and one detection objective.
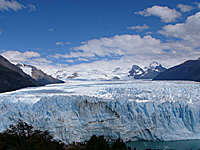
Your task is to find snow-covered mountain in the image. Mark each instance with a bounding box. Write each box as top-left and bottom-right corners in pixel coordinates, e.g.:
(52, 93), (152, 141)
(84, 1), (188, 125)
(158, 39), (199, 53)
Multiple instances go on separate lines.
(17, 63), (64, 86)
(52, 67), (129, 81)
(0, 80), (200, 143)
(0, 56), (37, 93)
(128, 65), (144, 77)
(52, 62), (166, 81)
(129, 62), (166, 79)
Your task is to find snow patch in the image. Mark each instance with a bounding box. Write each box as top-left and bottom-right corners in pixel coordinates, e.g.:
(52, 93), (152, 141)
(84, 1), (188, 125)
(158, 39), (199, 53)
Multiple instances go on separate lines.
(20, 66), (32, 76)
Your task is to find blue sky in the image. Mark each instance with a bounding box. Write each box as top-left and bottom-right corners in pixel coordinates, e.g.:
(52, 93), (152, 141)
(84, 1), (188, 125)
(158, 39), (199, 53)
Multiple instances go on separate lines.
(0, 0), (200, 74)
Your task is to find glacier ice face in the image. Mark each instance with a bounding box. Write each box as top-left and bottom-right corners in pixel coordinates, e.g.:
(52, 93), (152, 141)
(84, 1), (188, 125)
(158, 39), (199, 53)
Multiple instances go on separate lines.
(0, 80), (200, 143)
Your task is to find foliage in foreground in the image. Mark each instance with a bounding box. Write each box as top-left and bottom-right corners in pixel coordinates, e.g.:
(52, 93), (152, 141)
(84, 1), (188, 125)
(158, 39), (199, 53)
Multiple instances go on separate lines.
(0, 120), (64, 150)
(0, 120), (129, 150)
(69, 135), (128, 150)
(111, 137), (127, 150)
(85, 135), (110, 150)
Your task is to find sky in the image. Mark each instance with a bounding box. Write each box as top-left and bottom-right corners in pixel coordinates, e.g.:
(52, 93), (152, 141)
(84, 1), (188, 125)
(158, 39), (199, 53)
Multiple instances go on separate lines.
(0, 0), (200, 74)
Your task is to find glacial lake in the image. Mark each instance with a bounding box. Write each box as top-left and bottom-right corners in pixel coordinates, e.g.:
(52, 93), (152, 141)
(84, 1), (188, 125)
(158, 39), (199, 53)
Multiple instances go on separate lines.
(126, 140), (200, 150)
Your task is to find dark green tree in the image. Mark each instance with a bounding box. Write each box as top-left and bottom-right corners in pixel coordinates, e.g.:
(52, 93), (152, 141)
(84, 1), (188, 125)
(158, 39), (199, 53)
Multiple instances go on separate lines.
(85, 135), (110, 150)
(0, 120), (64, 150)
(111, 138), (127, 150)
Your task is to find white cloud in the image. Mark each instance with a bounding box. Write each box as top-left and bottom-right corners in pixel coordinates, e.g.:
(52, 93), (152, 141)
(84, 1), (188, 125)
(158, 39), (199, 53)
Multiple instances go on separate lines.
(0, 50), (60, 75)
(63, 52), (196, 73)
(196, 3), (200, 9)
(159, 11), (200, 46)
(32, 58), (52, 64)
(63, 47), (200, 74)
(64, 23), (200, 72)
(135, 5), (182, 23)
(56, 41), (71, 46)
(177, 4), (193, 12)
(146, 31), (152, 35)
(49, 28), (54, 32)
(1, 51), (40, 63)
(0, 0), (36, 12)
(0, 0), (24, 11)
(27, 4), (36, 12)
(66, 59), (74, 63)
(73, 34), (164, 57)
(127, 24), (149, 31)
(66, 42), (71, 45)
(53, 51), (95, 59)
(56, 42), (64, 46)
(78, 58), (89, 61)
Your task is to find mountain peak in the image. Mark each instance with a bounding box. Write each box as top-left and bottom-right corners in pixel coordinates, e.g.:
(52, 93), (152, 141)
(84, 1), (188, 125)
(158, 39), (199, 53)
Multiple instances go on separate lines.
(0, 55), (37, 93)
(17, 63), (64, 85)
(149, 61), (159, 69)
(129, 62), (166, 79)
(153, 59), (200, 82)
(128, 65), (144, 77)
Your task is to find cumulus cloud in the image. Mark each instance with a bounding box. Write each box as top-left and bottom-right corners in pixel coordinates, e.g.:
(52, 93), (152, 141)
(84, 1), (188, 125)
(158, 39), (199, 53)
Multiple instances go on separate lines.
(63, 23), (200, 72)
(1, 50), (51, 68)
(127, 24), (149, 32)
(1, 51), (40, 63)
(63, 52), (196, 73)
(159, 11), (200, 46)
(52, 35), (168, 66)
(0, 0), (36, 12)
(0, 0), (24, 11)
(63, 44), (200, 73)
(0, 50), (61, 75)
(135, 5), (182, 23)
(73, 34), (164, 57)
(177, 4), (193, 12)
(32, 58), (52, 64)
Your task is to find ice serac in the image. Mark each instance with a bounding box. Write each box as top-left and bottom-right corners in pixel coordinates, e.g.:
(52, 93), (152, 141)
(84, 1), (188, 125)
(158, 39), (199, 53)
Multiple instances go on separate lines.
(0, 81), (200, 143)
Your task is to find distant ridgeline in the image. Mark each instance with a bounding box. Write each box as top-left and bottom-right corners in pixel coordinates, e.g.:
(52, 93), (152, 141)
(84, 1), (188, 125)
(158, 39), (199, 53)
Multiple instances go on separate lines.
(128, 62), (166, 79)
(0, 55), (64, 93)
(153, 59), (200, 82)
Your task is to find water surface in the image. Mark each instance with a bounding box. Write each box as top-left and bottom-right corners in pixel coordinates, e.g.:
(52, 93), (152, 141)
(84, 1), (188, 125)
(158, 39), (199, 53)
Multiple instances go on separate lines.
(126, 140), (200, 150)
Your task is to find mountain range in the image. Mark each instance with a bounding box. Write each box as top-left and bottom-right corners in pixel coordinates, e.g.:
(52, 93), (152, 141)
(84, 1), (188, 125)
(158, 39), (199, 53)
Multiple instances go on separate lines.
(153, 59), (200, 82)
(52, 62), (167, 81)
(1, 54), (200, 93)
(0, 55), (64, 93)
(128, 62), (166, 79)
(16, 63), (64, 86)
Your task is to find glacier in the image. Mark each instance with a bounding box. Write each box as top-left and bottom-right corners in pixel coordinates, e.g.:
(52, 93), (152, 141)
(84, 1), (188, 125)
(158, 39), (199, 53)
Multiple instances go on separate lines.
(0, 80), (200, 143)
